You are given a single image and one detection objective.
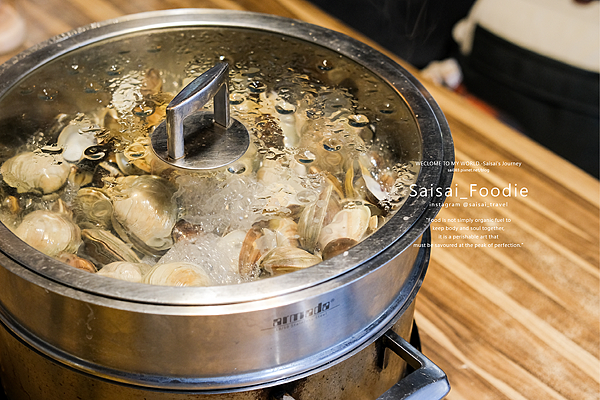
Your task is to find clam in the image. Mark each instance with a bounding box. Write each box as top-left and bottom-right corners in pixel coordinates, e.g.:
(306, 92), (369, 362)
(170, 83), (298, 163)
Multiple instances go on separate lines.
(51, 198), (73, 219)
(143, 262), (212, 287)
(158, 233), (242, 284)
(260, 246), (322, 276)
(74, 187), (113, 229)
(106, 175), (178, 255)
(0, 190), (20, 230)
(1, 193), (19, 215)
(56, 253), (97, 273)
(171, 219), (203, 243)
(345, 158), (389, 208)
(91, 154), (125, 186)
(297, 182), (336, 253)
(321, 237), (358, 260)
(256, 159), (282, 184)
(81, 228), (141, 265)
(68, 164), (95, 188)
(238, 224), (277, 278)
(114, 151), (146, 176)
(120, 138), (153, 174)
(96, 261), (151, 283)
(1, 151), (71, 195)
(56, 119), (99, 163)
(318, 202), (371, 256)
(216, 229), (248, 275)
(14, 210), (82, 257)
(269, 217), (299, 247)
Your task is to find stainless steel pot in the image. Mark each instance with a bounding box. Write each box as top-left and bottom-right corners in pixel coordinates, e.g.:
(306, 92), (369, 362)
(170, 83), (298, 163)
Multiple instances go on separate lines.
(0, 9), (453, 399)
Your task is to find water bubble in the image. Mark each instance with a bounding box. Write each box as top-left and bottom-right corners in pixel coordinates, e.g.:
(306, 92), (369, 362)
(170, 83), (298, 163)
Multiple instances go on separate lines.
(295, 150), (316, 164)
(38, 88), (58, 101)
(327, 96), (348, 109)
(243, 67), (261, 77)
(323, 152), (343, 167)
(348, 114), (369, 127)
(296, 190), (317, 203)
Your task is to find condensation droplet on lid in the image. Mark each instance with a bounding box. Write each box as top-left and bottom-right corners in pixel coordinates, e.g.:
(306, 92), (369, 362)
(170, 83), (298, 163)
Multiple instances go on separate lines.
(227, 162), (247, 175)
(248, 80), (266, 93)
(133, 103), (155, 117)
(348, 114), (369, 127)
(124, 143), (146, 160)
(19, 84), (34, 95)
(84, 82), (101, 93)
(323, 138), (342, 152)
(93, 129), (110, 140)
(230, 93), (244, 105)
(295, 150), (316, 164)
(275, 101), (296, 114)
(106, 65), (123, 76)
(379, 103), (395, 114)
(40, 144), (63, 155)
(83, 146), (107, 161)
(306, 109), (323, 120)
(147, 45), (162, 53)
(68, 64), (81, 75)
(317, 59), (333, 71)
(38, 88), (58, 101)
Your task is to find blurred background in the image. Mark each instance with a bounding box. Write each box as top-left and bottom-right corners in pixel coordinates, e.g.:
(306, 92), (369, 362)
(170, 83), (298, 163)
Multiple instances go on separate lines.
(309, 0), (600, 178)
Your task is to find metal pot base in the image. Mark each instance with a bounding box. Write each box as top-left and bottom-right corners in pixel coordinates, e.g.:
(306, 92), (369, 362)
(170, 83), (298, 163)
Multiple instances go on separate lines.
(0, 304), (415, 400)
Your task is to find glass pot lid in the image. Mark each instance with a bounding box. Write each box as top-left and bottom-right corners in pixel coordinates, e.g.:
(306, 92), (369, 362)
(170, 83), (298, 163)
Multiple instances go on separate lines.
(0, 10), (451, 304)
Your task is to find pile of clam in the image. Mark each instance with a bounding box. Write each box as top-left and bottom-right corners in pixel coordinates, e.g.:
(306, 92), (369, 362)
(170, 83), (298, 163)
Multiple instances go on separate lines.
(0, 68), (410, 287)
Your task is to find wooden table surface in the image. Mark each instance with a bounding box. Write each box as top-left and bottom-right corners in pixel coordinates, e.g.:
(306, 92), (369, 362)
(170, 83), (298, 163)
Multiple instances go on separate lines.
(1, 1), (598, 399)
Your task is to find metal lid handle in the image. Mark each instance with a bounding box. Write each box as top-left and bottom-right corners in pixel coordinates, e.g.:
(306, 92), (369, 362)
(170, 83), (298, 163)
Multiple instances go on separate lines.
(166, 62), (230, 160)
(151, 62), (250, 170)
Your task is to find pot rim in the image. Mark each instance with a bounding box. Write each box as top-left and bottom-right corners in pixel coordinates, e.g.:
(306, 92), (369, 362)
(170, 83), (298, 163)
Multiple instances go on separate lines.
(0, 9), (454, 306)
